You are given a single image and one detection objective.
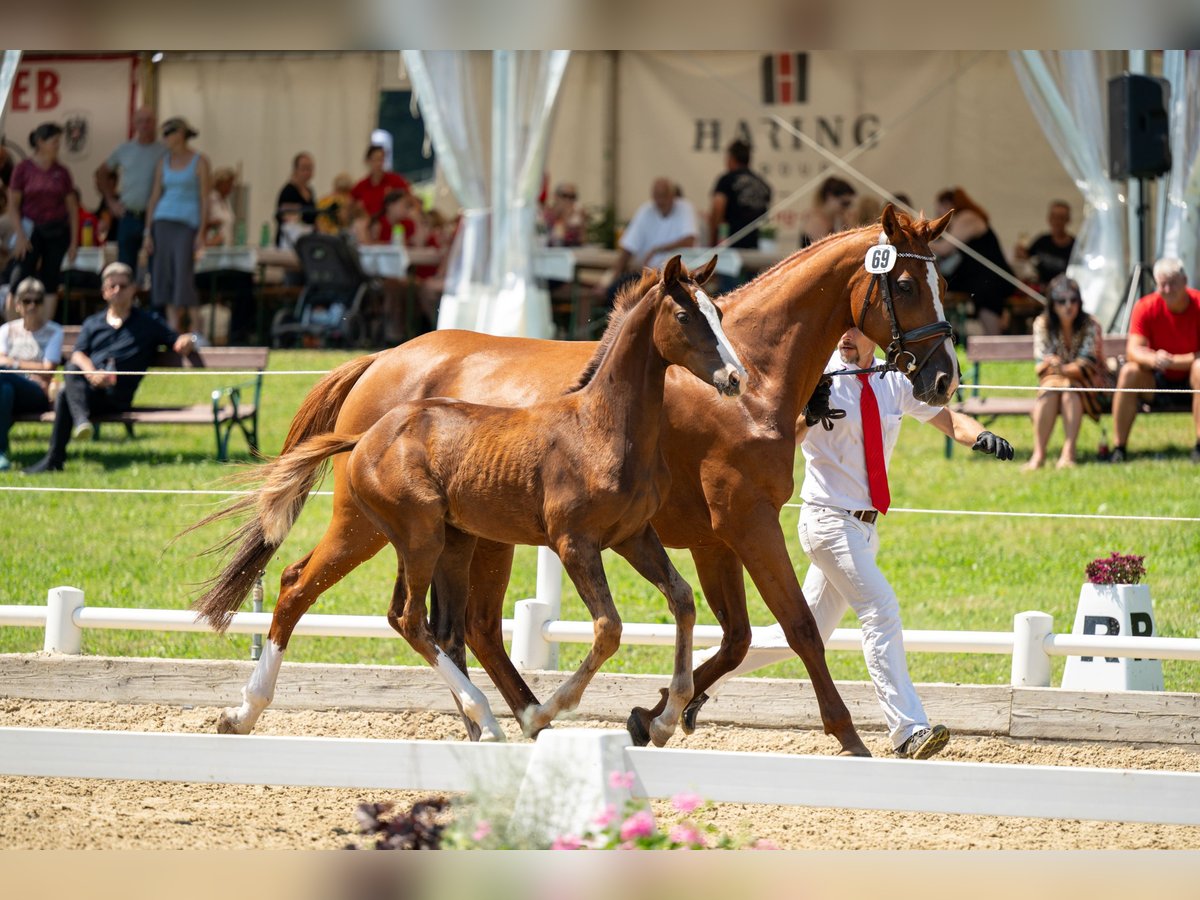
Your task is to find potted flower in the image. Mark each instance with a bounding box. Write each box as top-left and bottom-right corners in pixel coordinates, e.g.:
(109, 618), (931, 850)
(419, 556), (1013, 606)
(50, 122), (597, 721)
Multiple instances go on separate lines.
(1062, 552), (1162, 691)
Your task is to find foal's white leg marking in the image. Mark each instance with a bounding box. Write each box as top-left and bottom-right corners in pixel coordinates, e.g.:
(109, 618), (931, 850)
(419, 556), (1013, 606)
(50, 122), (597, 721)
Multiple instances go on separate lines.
(694, 289), (746, 376)
(220, 640), (283, 735)
(434, 649), (505, 742)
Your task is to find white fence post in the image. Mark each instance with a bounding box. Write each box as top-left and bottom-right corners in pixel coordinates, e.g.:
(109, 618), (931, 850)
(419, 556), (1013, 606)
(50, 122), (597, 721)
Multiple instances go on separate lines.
(1011, 611), (1053, 686)
(511, 600), (554, 671)
(43, 586), (85, 655)
(535, 546), (563, 668)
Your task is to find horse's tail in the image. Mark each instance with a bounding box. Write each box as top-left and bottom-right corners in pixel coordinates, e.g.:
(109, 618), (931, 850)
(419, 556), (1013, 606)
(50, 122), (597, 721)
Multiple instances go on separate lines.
(185, 353), (378, 633)
(281, 351), (380, 453)
(189, 431), (364, 633)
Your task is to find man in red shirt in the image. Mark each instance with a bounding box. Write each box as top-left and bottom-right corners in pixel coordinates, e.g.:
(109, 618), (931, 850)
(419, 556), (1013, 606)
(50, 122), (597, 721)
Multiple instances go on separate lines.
(1111, 257), (1200, 462)
(350, 144), (410, 220)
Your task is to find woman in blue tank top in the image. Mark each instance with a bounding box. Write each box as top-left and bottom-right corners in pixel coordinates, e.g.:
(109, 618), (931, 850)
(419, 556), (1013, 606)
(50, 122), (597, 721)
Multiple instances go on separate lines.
(144, 117), (211, 333)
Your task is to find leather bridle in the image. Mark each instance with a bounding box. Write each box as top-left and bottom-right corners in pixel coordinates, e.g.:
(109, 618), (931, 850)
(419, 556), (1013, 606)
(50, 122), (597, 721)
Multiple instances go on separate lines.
(840, 247), (954, 378)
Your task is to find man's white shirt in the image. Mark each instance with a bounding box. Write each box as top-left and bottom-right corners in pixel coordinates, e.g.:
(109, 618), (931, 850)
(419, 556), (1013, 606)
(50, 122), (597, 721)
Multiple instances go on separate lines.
(800, 351), (942, 511)
(619, 198), (698, 270)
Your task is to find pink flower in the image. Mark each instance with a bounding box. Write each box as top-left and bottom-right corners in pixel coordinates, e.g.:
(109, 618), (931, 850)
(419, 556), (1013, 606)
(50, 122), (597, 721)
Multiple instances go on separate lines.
(619, 809), (656, 842)
(551, 834), (582, 850)
(471, 820), (491, 842)
(593, 803), (617, 829)
(609, 770), (636, 790)
(670, 791), (703, 814)
(749, 838), (780, 850)
(617, 840), (637, 850)
(669, 823), (706, 847)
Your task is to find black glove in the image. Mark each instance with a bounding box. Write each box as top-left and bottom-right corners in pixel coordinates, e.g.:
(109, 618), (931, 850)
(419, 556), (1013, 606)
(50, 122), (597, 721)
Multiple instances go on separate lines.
(972, 430), (1014, 460)
(803, 374), (847, 431)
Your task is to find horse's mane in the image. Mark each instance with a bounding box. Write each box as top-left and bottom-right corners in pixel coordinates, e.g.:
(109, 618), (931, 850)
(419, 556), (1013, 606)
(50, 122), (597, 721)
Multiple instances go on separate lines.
(566, 269), (660, 394)
(718, 212), (930, 306)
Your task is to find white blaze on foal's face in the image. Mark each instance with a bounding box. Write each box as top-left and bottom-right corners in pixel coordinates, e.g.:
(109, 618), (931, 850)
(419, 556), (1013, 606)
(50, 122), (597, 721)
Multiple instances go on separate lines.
(694, 289), (746, 377)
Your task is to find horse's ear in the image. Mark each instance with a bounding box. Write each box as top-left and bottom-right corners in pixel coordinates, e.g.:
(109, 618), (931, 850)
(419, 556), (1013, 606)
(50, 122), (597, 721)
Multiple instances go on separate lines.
(880, 203), (901, 241)
(693, 255), (718, 287)
(661, 254), (683, 285)
(921, 208), (954, 242)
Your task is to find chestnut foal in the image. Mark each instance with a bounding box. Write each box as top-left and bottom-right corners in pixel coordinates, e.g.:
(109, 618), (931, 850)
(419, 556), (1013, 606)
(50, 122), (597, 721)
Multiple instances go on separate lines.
(195, 256), (744, 745)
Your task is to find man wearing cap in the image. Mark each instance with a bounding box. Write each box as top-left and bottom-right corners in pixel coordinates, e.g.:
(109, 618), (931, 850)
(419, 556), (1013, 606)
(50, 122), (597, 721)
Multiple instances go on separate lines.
(96, 107), (167, 269)
(23, 262), (196, 473)
(688, 328), (1014, 759)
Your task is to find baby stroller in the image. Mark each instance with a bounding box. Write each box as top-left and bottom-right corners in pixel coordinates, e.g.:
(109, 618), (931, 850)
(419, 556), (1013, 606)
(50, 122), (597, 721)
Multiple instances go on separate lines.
(270, 233), (377, 348)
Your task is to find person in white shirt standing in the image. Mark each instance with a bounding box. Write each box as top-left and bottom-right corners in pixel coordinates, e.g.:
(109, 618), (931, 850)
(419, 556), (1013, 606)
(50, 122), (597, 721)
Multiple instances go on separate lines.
(692, 327), (1013, 759)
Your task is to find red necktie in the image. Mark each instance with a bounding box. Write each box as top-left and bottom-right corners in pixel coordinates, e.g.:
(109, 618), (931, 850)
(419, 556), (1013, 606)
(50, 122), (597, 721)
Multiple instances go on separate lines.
(857, 374), (891, 515)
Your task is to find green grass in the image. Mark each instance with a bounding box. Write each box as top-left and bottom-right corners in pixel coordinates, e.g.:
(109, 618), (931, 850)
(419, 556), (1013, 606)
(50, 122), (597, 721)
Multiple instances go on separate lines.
(1, 351), (1197, 690)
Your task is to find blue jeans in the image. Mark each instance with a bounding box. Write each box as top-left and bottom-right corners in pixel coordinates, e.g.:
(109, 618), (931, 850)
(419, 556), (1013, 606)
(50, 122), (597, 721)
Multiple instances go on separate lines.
(116, 212), (147, 269)
(0, 373), (50, 454)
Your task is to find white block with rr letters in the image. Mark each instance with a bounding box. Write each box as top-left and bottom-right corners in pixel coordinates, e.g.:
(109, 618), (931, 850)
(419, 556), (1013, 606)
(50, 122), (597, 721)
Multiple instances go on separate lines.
(1061, 583), (1163, 691)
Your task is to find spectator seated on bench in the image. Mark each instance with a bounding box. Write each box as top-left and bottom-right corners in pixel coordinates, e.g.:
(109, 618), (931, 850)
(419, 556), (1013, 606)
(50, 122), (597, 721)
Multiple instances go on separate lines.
(24, 262), (198, 473)
(1110, 257), (1200, 464)
(17, 322), (267, 464)
(947, 329), (1127, 460)
(0, 277), (63, 471)
(1024, 275), (1112, 471)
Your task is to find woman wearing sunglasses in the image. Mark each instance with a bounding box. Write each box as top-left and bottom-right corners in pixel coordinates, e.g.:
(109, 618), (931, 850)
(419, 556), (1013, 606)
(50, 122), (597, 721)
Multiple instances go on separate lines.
(1025, 274), (1111, 470)
(0, 277), (64, 471)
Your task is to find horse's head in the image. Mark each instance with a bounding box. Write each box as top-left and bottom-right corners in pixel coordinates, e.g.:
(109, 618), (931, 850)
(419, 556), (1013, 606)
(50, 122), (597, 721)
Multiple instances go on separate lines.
(850, 204), (960, 405)
(655, 254), (746, 397)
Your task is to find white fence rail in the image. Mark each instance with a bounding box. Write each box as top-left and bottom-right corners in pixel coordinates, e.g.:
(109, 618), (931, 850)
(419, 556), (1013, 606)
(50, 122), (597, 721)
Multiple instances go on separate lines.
(3, 586), (1200, 687)
(2, 725), (1199, 829)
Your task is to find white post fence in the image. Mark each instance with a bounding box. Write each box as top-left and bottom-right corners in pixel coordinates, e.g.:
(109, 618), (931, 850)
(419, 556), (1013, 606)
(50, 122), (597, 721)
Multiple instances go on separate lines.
(2, 724), (1200, 828)
(5, 587), (1200, 688)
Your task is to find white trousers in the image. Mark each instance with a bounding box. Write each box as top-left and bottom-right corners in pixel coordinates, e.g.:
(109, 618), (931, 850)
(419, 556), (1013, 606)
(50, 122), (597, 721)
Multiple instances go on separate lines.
(702, 504), (928, 748)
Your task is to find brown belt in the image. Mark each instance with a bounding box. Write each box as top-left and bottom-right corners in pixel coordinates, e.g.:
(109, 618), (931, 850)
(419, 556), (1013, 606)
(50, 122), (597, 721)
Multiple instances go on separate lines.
(852, 510), (879, 524)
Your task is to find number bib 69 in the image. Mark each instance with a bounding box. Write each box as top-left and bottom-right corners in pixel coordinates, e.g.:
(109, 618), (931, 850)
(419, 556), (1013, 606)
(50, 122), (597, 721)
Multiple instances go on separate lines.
(864, 245), (896, 274)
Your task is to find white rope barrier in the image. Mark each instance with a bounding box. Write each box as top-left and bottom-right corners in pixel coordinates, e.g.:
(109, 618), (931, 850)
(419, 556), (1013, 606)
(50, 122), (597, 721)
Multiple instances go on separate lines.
(16, 365), (1197, 395)
(1, 484), (1195, 523)
(34, 369), (331, 377)
(960, 383), (1199, 394)
(780, 504), (1200, 523)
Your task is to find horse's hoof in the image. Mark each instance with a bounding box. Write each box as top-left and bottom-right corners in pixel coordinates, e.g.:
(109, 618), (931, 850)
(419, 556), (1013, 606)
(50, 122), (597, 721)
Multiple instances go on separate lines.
(216, 711), (246, 735)
(464, 717), (483, 743)
(680, 692), (710, 736)
(479, 727), (507, 744)
(648, 716), (676, 748)
(626, 707), (652, 747)
(838, 744), (872, 758)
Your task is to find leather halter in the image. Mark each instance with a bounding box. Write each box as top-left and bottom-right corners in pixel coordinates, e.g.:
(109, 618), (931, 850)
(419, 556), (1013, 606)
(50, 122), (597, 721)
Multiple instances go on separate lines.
(841, 247), (954, 378)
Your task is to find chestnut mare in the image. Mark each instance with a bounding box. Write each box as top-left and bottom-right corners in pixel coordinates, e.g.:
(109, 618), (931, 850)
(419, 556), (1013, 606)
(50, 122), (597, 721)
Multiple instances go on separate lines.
(193, 205), (957, 756)
(195, 256), (745, 745)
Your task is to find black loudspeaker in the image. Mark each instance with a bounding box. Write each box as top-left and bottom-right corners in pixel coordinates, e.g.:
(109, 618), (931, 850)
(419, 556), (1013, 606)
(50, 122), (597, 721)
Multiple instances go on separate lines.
(1108, 73), (1172, 180)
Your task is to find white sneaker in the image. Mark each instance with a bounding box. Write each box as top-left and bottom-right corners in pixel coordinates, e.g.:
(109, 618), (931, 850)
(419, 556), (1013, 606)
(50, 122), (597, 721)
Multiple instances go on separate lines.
(72, 420), (93, 441)
(0, 453), (10, 472)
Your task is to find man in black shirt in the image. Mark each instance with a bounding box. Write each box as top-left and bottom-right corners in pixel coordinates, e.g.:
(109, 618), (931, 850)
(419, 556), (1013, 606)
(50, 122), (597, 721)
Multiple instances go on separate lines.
(24, 262), (196, 473)
(708, 139), (772, 250)
(1017, 199), (1075, 286)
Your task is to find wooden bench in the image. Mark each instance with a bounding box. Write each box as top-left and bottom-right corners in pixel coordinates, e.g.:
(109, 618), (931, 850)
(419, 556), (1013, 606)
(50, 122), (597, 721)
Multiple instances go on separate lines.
(945, 332), (1129, 457)
(17, 326), (268, 462)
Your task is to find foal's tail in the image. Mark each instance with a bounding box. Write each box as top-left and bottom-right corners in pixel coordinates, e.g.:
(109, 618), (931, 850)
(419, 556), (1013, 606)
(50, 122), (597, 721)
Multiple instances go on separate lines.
(190, 432), (363, 632)
(187, 353), (378, 633)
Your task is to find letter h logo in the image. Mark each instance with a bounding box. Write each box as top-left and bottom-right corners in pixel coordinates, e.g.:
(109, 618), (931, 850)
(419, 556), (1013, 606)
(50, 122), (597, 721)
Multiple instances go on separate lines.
(762, 53), (808, 105)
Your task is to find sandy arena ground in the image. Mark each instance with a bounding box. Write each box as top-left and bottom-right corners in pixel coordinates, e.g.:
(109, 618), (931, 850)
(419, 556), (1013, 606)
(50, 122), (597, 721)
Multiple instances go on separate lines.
(2, 698), (1198, 849)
